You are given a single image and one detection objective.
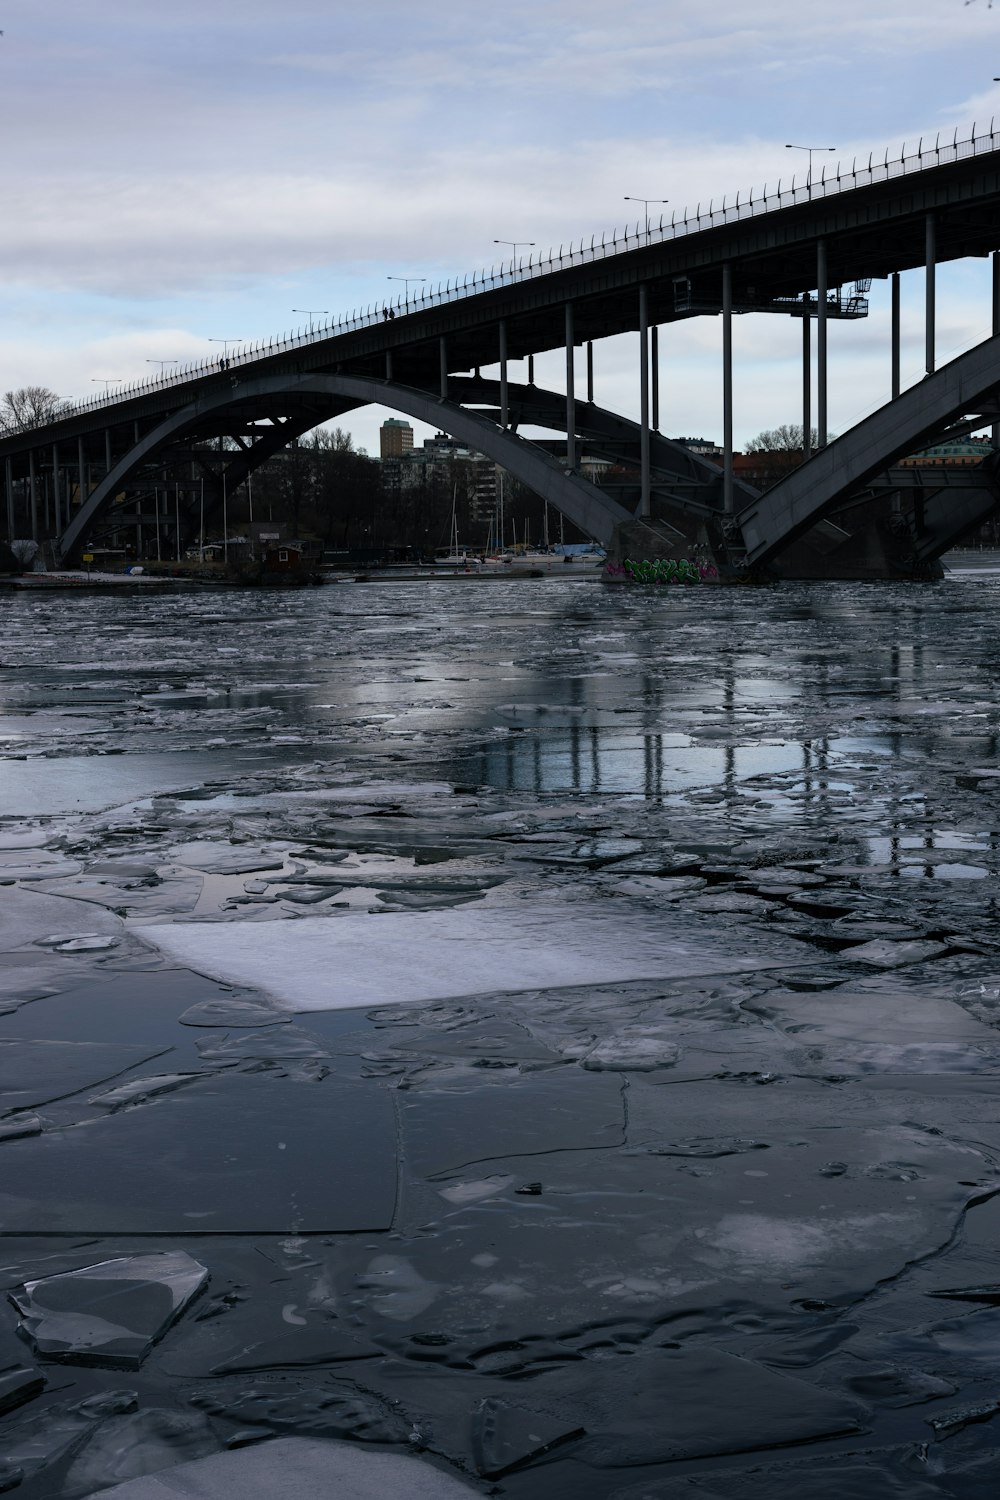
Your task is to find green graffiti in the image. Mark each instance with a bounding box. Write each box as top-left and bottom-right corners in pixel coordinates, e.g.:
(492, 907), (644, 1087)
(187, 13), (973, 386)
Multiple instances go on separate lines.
(621, 557), (709, 584)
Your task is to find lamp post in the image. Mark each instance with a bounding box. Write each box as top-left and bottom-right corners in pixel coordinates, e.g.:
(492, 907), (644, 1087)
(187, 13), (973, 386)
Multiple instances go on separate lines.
(493, 239), (535, 270)
(785, 143), (836, 197)
(146, 360), (179, 373)
(623, 197), (669, 236)
(292, 309), (329, 334)
(386, 276), (427, 309)
(91, 378), (122, 394)
(208, 338), (243, 368)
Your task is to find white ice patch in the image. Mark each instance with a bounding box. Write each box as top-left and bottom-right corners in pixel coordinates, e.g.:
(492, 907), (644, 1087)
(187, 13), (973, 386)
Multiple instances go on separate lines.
(135, 903), (777, 1012)
(705, 1211), (920, 1278)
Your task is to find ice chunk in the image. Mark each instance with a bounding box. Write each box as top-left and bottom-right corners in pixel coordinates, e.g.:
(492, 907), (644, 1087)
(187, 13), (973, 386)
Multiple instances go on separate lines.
(178, 999), (290, 1028)
(581, 1031), (680, 1072)
(136, 903), (797, 1013)
(89, 1074), (202, 1110)
(11, 1251), (209, 1368)
(745, 990), (1000, 1075)
(438, 1175), (514, 1204)
(473, 1398), (584, 1476)
(0, 886), (122, 952)
(163, 841), (288, 875)
(0, 1364), (45, 1416)
(64, 1409), (219, 1494)
(845, 939), (950, 968)
(80, 1435), (483, 1497)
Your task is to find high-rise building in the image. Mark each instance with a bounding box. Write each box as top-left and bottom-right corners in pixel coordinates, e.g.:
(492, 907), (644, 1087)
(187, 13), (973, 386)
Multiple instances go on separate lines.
(380, 419), (414, 459)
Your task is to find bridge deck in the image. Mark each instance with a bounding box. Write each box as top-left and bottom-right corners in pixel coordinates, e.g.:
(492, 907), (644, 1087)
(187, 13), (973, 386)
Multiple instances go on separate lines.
(3, 131), (1000, 463)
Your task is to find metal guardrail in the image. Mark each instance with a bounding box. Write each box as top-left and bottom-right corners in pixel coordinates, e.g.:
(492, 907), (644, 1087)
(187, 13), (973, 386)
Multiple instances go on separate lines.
(16, 121), (1000, 433)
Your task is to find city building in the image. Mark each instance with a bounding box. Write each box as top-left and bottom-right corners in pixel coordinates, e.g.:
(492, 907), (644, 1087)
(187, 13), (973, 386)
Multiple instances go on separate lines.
(897, 436), (994, 466)
(379, 419), (414, 460)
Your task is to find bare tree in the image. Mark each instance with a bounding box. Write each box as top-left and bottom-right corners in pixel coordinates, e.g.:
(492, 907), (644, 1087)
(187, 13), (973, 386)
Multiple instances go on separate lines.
(745, 424), (819, 453)
(742, 424), (837, 491)
(9, 538), (39, 572)
(0, 386), (68, 434)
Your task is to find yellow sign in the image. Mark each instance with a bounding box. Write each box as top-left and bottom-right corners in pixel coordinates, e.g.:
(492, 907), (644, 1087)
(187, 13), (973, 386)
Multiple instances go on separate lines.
(82, 553), (94, 562)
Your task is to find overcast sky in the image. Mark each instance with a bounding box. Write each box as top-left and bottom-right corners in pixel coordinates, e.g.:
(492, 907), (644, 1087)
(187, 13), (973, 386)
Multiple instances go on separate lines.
(1, 0), (998, 454)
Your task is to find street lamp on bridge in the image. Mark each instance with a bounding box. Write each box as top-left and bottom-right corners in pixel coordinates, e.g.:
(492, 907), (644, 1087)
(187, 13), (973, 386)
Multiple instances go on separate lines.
(386, 276), (427, 309)
(292, 309), (329, 334)
(623, 197), (669, 237)
(493, 239), (535, 270)
(785, 143), (836, 197)
(146, 360), (179, 373)
(208, 338), (244, 367)
(91, 379), (123, 395)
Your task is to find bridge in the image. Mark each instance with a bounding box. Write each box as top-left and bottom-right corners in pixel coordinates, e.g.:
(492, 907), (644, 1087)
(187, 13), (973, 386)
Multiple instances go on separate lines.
(4, 123), (1000, 578)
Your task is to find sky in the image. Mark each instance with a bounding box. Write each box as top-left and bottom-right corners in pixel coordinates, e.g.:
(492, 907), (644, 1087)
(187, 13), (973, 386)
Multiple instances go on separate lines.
(1, 0), (999, 456)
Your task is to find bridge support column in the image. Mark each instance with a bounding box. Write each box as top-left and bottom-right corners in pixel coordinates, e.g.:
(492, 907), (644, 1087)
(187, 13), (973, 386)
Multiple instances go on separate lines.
(565, 305), (576, 471)
(385, 351), (393, 380)
(817, 239), (828, 448)
(4, 458), (13, 544)
(722, 262), (733, 514)
(891, 272), (901, 399)
(52, 444), (61, 534)
(651, 325), (660, 432)
(639, 285), (651, 517)
(528, 354), (534, 386)
(925, 212), (936, 377)
(439, 337), (448, 401)
(993, 253), (1000, 450)
(78, 438), (87, 517)
(28, 451), (38, 542)
(105, 431), (112, 475)
(802, 307), (811, 460)
(499, 320), (508, 428)
(586, 340), (594, 404)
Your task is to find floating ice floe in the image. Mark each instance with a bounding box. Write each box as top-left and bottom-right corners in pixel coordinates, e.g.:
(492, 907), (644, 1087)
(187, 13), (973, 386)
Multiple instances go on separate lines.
(136, 902), (795, 1012)
(80, 1436), (482, 1498)
(0, 887), (122, 952)
(11, 1251), (209, 1368)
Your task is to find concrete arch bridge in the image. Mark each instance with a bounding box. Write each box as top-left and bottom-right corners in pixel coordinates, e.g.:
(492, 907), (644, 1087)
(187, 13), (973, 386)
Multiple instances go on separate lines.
(4, 123), (1000, 578)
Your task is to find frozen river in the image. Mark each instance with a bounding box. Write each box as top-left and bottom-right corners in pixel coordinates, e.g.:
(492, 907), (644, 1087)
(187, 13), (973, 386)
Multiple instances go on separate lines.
(3, 568), (1000, 1495)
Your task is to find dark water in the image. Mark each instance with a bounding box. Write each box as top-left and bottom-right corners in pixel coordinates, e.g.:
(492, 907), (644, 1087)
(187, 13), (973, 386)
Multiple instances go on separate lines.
(3, 571), (1000, 1495)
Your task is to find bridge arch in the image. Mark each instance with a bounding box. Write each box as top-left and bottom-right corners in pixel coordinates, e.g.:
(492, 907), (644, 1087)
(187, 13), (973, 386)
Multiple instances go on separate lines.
(58, 372), (631, 561)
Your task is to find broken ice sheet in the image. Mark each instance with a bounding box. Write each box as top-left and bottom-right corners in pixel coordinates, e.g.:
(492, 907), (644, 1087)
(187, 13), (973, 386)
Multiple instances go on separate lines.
(162, 840), (288, 874)
(135, 901), (807, 1012)
(62, 1408), (220, 1495)
(0, 1072), (397, 1232)
(565, 1347), (866, 1466)
(609, 1445), (946, 1498)
(743, 989), (1000, 1075)
(473, 1397), (584, 1476)
(0, 1038), (172, 1112)
(10, 1251), (209, 1367)
(400, 1068), (625, 1177)
(0, 885), (123, 951)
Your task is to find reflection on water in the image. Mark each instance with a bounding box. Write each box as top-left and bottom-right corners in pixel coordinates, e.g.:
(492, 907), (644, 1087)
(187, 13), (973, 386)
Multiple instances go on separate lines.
(5, 576), (1000, 880)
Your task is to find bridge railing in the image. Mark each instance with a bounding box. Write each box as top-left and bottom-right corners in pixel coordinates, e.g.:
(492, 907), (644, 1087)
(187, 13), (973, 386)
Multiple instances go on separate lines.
(45, 121), (1000, 429)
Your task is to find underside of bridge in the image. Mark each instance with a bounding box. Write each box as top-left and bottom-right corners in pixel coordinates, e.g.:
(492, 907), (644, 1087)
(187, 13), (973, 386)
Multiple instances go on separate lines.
(739, 334), (1000, 577)
(13, 352), (1000, 578)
